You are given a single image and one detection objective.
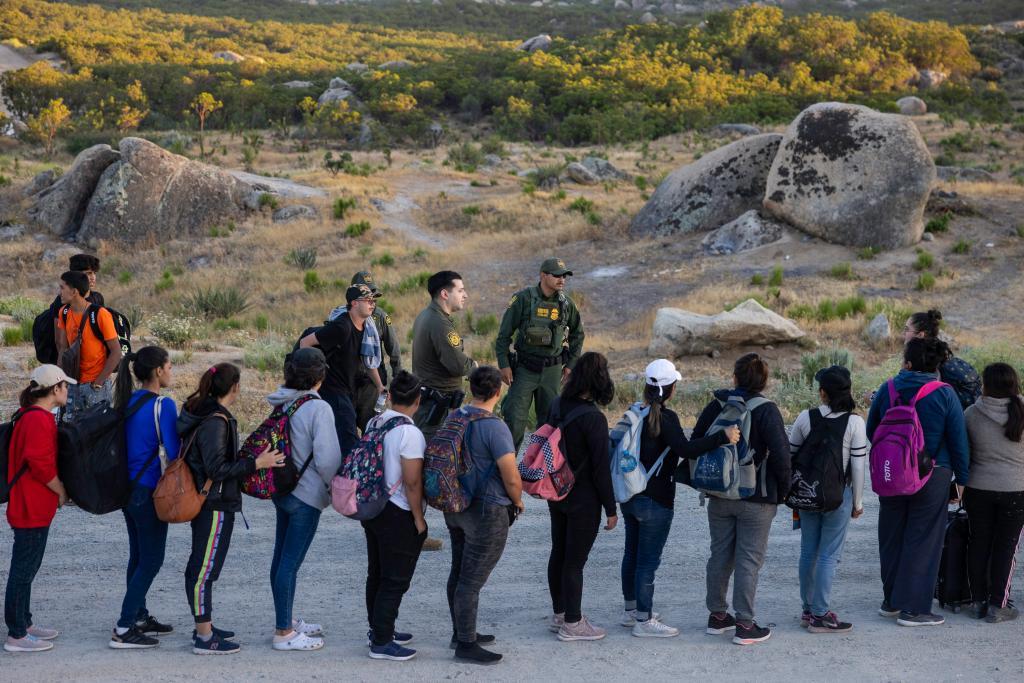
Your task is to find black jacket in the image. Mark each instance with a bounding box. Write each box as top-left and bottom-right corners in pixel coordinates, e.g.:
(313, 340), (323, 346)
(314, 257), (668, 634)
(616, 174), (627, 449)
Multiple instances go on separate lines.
(691, 389), (791, 505)
(177, 400), (254, 513)
(546, 397), (617, 517)
(640, 407), (728, 509)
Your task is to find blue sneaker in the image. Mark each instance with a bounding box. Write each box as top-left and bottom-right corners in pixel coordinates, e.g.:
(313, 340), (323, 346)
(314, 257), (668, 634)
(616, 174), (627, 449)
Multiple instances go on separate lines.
(192, 632), (240, 655)
(192, 626), (235, 640)
(368, 641), (416, 661)
(367, 629), (412, 646)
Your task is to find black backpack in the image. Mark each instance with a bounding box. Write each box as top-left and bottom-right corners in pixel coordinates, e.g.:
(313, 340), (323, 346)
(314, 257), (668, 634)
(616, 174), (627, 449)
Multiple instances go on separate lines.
(32, 299), (62, 364)
(935, 506), (973, 611)
(940, 357), (982, 411)
(0, 408), (42, 504)
(59, 304), (132, 360)
(784, 409), (850, 512)
(56, 394), (156, 514)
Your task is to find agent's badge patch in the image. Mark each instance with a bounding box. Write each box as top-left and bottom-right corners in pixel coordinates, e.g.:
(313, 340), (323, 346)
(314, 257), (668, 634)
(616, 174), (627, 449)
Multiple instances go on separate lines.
(447, 331), (462, 347)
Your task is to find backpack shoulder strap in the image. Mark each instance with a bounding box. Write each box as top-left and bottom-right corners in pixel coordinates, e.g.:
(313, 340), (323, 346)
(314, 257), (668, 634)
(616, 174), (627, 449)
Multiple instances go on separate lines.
(807, 406), (824, 430)
(86, 304), (104, 342)
(911, 380), (949, 407)
(744, 396), (771, 412)
(127, 393), (163, 487)
(887, 379), (900, 407)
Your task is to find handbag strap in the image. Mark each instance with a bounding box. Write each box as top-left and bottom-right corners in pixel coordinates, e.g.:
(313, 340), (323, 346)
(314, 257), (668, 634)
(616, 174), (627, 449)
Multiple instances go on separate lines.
(647, 446), (672, 479)
(127, 393), (161, 487)
(178, 412), (229, 495)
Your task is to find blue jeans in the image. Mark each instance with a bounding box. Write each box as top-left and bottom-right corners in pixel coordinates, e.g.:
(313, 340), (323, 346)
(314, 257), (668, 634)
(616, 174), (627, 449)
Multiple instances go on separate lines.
(320, 390), (359, 456)
(4, 526), (50, 639)
(63, 379), (112, 422)
(799, 487), (854, 616)
(621, 495), (674, 617)
(270, 494), (322, 630)
(118, 486), (169, 628)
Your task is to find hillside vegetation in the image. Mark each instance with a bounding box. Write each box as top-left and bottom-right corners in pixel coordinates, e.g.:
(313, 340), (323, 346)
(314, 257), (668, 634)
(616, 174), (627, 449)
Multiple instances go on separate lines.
(1, 1), (1016, 148)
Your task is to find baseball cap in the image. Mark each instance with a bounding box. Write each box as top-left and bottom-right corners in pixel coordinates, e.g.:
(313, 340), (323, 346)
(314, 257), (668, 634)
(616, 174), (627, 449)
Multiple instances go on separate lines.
(345, 283), (381, 303)
(814, 365), (852, 394)
(351, 270), (380, 294)
(287, 347), (328, 374)
(645, 359), (682, 389)
(541, 257), (573, 277)
(31, 364), (77, 388)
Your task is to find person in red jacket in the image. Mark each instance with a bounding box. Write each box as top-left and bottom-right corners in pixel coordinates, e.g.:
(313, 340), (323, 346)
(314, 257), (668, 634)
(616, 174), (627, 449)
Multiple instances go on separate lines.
(4, 365), (71, 653)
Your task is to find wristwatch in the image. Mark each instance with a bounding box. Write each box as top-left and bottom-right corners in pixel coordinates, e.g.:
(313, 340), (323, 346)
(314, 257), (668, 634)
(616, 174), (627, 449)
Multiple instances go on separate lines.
(92, 383), (103, 390)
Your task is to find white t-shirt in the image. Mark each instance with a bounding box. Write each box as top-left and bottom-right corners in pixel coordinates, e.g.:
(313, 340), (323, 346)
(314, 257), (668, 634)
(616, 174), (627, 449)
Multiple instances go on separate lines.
(788, 406), (869, 511)
(368, 409), (426, 512)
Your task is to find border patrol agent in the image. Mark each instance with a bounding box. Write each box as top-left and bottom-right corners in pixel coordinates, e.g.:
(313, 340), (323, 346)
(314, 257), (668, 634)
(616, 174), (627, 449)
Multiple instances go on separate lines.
(496, 257), (584, 449)
(411, 270), (477, 441)
(350, 271), (402, 431)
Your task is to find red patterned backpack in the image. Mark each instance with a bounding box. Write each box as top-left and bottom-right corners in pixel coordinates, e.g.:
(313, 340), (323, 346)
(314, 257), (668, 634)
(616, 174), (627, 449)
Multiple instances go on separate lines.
(240, 394), (318, 499)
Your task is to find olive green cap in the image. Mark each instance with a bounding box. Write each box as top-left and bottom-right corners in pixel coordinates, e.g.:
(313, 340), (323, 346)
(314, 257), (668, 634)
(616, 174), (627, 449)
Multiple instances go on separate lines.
(540, 257), (572, 277)
(351, 270), (380, 293)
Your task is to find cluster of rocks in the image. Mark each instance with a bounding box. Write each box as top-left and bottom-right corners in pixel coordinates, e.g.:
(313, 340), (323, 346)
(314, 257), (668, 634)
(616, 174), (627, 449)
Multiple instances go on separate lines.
(24, 138), (260, 245)
(632, 102), (937, 252)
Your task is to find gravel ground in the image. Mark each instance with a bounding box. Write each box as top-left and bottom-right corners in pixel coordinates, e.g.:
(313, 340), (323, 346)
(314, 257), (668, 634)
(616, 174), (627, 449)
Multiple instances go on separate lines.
(2, 481), (1022, 682)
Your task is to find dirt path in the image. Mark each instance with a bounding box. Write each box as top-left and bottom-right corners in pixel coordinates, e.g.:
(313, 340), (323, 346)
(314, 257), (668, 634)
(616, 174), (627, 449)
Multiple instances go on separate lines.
(371, 169), (487, 249)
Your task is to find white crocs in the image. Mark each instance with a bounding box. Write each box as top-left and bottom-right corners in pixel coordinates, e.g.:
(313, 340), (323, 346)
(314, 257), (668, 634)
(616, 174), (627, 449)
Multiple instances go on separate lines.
(273, 631), (324, 652)
(292, 619), (323, 637)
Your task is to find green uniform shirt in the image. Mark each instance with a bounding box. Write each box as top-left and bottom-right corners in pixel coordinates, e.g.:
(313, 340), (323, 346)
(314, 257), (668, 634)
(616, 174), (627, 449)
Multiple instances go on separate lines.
(495, 285), (584, 370)
(412, 301), (475, 392)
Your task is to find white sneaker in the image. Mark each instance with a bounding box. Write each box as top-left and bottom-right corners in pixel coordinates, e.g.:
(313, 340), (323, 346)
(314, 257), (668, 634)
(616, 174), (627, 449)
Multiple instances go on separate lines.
(620, 609), (660, 627)
(632, 617), (679, 638)
(27, 625), (60, 640)
(548, 612), (565, 633)
(273, 631), (324, 652)
(4, 634), (54, 652)
(292, 619), (323, 637)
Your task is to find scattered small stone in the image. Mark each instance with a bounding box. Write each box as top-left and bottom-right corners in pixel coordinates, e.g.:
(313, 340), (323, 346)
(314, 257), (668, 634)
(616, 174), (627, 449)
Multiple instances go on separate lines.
(986, 242), (995, 248)
(922, 232), (935, 241)
(0, 224), (26, 240)
(865, 313), (891, 346)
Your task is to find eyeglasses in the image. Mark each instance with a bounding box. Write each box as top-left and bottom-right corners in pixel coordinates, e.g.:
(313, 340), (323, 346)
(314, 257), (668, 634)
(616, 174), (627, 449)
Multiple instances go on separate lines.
(544, 273), (567, 280)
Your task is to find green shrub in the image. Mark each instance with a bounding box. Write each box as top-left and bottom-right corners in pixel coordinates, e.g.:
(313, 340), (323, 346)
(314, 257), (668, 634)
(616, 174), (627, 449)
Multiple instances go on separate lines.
(253, 314), (269, 331)
(1017, 225), (1024, 238)
(371, 253), (395, 267)
(464, 311), (499, 336)
(447, 142), (485, 172)
(285, 247), (318, 269)
(462, 205), (481, 216)
(857, 246), (881, 260)
(914, 251), (934, 271)
(951, 239), (971, 254)
(925, 214), (951, 233)
(768, 266), (784, 287)
(118, 270), (133, 284)
(522, 182), (536, 195)
(828, 262), (854, 279)
(19, 318), (33, 342)
(243, 335), (292, 373)
(585, 210), (601, 226)
(390, 271), (432, 295)
(551, 189), (567, 201)
(304, 270), (326, 293)
(0, 296), (43, 322)
(788, 296), (865, 322)
(148, 312), (200, 348)
(634, 176), (648, 191)
(376, 297), (395, 315)
(258, 193), (279, 210)
(799, 347), (854, 385)
(568, 197), (594, 214)
(333, 197), (356, 220)
(749, 273), (765, 286)
(917, 272), (936, 290)
(480, 136), (506, 158)
(212, 318), (243, 331)
(185, 286), (251, 319)
(154, 270), (175, 293)
(2, 326), (23, 346)
(346, 221), (371, 237)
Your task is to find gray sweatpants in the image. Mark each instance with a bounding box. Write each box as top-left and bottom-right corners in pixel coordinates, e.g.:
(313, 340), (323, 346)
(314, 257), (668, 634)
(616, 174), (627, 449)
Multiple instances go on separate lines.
(705, 497), (777, 623)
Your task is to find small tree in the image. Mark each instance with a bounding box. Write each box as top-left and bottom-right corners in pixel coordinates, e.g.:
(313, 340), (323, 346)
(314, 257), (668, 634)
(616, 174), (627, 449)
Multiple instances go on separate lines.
(189, 92), (223, 157)
(27, 98), (71, 158)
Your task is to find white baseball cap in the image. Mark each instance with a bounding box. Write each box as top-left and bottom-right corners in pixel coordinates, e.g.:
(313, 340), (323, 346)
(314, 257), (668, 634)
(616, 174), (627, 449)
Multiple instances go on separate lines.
(645, 359), (681, 392)
(30, 364), (77, 388)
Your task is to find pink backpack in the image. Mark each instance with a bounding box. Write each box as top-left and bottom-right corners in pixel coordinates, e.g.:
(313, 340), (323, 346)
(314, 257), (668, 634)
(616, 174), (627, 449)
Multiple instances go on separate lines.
(518, 403), (597, 502)
(870, 379), (947, 497)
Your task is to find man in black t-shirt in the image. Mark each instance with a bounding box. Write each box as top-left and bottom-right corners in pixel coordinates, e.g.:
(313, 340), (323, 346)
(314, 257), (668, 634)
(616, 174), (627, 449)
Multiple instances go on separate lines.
(299, 283), (379, 454)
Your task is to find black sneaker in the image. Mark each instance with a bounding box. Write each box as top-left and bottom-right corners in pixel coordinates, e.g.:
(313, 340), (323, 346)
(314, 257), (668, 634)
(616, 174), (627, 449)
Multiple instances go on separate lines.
(807, 612), (853, 634)
(896, 611), (945, 627)
(878, 601), (899, 618)
(366, 629), (413, 646)
(732, 621), (772, 645)
(449, 632), (496, 649)
(454, 641), (502, 665)
(969, 601), (988, 620)
(192, 626), (235, 640)
(109, 626), (159, 649)
(985, 605), (1019, 623)
(192, 631), (240, 655)
(135, 615), (173, 636)
(706, 612), (736, 635)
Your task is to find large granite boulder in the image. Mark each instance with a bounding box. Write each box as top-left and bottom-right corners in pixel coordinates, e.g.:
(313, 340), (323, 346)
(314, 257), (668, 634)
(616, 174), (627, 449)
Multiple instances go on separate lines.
(701, 210), (785, 255)
(630, 134), (782, 237)
(27, 144), (120, 238)
(897, 96), (927, 116)
(517, 34), (553, 52)
(649, 299), (806, 357)
(763, 102), (935, 249)
(580, 156), (627, 181)
(22, 169), (57, 197)
(566, 162), (599, 185)
(77, 138), (253, 244)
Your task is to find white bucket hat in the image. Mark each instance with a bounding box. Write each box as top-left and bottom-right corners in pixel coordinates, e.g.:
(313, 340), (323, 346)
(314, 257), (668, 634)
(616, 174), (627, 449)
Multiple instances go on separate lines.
(645, 359), (681, 396)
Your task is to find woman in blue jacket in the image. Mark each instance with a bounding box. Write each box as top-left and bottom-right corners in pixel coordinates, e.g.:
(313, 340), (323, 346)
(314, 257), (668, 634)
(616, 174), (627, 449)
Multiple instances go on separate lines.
(109, 346), (181, 649)
(867, 337), (969, 627)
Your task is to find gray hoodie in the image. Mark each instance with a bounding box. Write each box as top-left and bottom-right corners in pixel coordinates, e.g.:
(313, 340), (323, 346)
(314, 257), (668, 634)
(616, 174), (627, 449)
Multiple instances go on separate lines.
(965, 395), (1024, 492)
(266, 387), (343, 510)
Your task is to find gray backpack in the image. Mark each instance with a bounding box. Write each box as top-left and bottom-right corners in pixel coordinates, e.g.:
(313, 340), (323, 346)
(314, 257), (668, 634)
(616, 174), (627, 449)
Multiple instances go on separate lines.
(688, 395), (770, 500)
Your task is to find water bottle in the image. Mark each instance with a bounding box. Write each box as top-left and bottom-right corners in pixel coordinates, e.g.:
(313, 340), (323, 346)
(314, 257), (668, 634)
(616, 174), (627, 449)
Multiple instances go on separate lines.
(374, 391), (388, 414)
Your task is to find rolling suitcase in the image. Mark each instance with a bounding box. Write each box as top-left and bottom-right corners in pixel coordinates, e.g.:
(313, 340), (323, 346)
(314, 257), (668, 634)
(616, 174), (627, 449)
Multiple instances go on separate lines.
(935, 506), (972, 612)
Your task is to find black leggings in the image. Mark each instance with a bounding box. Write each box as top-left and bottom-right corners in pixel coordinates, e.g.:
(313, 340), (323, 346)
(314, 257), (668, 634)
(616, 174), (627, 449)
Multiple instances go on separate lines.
(964, 488), (1024, 608)
(547, 489), (601, 623)
(184, 509), (235, 624)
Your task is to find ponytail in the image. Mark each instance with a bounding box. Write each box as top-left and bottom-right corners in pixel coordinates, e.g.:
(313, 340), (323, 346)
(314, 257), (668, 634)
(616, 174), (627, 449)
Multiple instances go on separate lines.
(982, 363), (1024, 443)
(184, 362), (241, 413)
(19, 381), (58, 408)
(113, 346), (171, 410)
(643, 382), (675, 438)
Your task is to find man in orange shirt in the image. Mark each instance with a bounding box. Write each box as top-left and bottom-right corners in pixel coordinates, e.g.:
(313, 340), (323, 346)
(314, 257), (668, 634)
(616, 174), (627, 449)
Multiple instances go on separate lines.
(54, 271), (122, 420)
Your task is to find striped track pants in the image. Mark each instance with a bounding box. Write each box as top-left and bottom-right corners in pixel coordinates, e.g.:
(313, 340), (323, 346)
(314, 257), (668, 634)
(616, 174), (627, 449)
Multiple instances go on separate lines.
(184, 509), (235, 623)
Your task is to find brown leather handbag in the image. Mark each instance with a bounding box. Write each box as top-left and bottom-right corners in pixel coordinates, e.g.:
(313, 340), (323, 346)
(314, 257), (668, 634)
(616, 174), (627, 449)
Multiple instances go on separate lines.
(153, 414), (223, 523)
